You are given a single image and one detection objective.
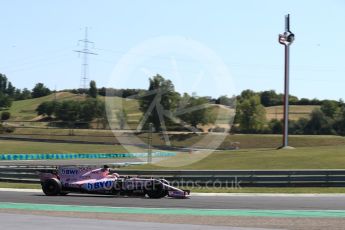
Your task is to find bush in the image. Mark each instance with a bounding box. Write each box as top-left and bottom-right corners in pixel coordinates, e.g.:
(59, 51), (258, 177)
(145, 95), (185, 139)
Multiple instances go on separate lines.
(1, 111), (10, 121)
(36, 101), (57, 117)
(289, 118), (309, 135)
(268, 119), (283, 134)
(304, 109), (335, 135)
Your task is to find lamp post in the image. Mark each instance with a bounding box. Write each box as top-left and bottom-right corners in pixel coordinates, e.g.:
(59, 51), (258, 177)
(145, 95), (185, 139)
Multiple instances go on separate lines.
(278, 14), (295, 149)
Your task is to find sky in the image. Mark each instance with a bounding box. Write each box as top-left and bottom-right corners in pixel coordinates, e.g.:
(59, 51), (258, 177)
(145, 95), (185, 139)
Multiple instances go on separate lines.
(0, 0), (344, 100)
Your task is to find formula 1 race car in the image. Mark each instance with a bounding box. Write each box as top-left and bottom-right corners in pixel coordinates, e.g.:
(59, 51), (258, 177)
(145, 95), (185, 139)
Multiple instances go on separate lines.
(38, 165), (190, 199)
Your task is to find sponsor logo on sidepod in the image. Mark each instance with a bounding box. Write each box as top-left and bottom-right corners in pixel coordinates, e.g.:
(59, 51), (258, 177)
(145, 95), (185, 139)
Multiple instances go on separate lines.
(86, 180), (114, 190)
(60, 169), (78, 175)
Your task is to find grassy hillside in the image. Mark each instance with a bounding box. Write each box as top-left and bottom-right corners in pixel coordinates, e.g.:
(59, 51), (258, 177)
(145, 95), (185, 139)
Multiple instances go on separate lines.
(105, 96), (141, 129)
(8, 92), (141, 123)
(6, 92), (317, 126)
(8, 92), (85, 121)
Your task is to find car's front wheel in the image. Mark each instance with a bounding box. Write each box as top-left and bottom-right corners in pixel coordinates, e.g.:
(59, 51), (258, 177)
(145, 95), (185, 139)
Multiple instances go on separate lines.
(146, 182), (167, 199)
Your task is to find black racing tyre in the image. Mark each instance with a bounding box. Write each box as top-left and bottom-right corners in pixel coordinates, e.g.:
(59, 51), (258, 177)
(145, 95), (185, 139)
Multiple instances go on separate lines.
(42, 178), (62, 196)
(146, 182), (168, 199)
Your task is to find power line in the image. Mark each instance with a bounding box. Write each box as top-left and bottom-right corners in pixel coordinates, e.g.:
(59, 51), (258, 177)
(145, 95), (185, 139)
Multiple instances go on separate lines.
(74, 27), (97, 89)
(93, 47), (338, 72)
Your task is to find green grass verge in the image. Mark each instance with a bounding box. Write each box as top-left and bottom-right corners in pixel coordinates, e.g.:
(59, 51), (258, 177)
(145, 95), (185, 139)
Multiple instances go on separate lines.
(4, 131), (345, 149)
(220, 134), (345, 149)
(0, 182), (40, 189)
(129, 145), (345, 170)
(1, 138), (345, 170)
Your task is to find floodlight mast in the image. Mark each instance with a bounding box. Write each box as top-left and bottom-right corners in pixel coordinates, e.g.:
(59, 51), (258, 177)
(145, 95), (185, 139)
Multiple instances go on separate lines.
(278, 14), (295, 149)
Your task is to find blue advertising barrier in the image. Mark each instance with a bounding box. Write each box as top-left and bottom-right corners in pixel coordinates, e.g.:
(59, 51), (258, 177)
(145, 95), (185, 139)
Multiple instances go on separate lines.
(0, 152), (176, 161)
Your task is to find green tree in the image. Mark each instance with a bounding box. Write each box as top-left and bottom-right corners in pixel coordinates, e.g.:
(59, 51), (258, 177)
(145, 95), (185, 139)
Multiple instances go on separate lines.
(6, 82), (15, 97)
(289, 95), (299, 105)
(88, 80), (98, 98)
(14, 89), (22, 100)
(50, 99), (105, 124)
(216, 95), (236, 107)
(0, 74), (8, 93)
(334, 106), (345, 136)
(0, 74), (15, 108)
(32, 83), (51, 98)
(21, 88), (32, 100)
(236, 95), (266, 132)
(179, 96), (215, 128)
(79, 98), (104, 122)
(238, 89), (257, 103)
(260, 90), (281, 107)
(36, 101), (57, 117)
(139, 74), (180, 131)
(304, 109), (334, 134)
(0, 92), (12, 109)
(15, 88), (32, 100)
(54, 100), (80, 122)
(321, 100), (339, 118)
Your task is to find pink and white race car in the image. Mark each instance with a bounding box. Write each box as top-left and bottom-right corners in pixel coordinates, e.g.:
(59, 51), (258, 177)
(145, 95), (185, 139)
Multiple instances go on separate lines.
(39, 165), (190, 199)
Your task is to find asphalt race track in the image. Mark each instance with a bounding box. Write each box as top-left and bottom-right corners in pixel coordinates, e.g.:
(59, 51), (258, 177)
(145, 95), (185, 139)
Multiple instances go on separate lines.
(2, 190), (345, 230)
(1, 190), (345, 210)
(0, 213), (272, 230)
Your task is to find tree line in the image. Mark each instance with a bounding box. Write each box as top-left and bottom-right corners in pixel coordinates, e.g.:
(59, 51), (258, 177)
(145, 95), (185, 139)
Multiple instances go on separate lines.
(3, 71), (345, 136)
(234, 89), (345, 136)
(236, 89), (340, 107)
(0, 73), (51, 109)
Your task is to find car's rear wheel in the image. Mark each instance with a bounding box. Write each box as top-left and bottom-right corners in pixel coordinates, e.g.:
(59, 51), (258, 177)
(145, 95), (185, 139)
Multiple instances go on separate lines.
(42, 178), (62, 196)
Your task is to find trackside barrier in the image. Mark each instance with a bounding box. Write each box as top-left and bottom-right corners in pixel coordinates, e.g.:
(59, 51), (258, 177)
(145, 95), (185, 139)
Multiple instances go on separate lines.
(115, 170), (345, 187)
(0, 152), (175, 161)
(1, 167), (345, 187)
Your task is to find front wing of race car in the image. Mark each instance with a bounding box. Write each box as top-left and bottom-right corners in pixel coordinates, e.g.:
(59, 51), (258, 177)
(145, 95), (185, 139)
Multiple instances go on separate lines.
(164, 184), (190, 198)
